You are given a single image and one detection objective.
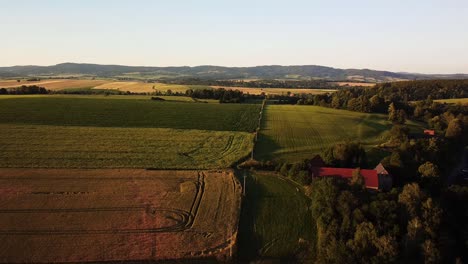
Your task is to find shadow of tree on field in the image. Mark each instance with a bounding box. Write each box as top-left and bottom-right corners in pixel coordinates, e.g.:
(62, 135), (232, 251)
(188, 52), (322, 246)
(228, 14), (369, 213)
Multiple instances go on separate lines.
(255, 133), (281, 161)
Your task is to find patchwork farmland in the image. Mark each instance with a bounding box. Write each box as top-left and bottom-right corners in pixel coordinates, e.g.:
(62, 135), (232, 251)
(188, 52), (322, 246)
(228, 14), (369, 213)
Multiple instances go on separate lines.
(0, 78), (333, 95)
(0, 94), (256, 261)
(0, 169), (241, 262)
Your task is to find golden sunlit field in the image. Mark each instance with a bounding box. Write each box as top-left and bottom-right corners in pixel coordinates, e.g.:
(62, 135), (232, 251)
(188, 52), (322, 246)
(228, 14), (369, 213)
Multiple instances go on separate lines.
(1, 79), (337, 95)
(0, 79), (109, 90)
(0, 169), (241, 262)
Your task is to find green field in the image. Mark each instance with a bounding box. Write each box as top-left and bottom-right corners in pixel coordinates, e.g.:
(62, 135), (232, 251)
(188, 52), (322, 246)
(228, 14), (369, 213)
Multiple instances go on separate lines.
(0, 95), (259, 169)
(0, 96), (260, 132)
(256, 105), (424, 161)
(237, 172), (312, 260)
(0, 124), (253, 168)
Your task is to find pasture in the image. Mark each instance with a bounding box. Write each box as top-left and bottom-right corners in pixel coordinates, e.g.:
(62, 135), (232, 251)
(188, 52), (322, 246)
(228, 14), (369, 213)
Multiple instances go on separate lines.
(0, 96), (260, 132)
(0, 169), (241, 262)
(237, 172), (312, 260)
(256, 104), (424, 161)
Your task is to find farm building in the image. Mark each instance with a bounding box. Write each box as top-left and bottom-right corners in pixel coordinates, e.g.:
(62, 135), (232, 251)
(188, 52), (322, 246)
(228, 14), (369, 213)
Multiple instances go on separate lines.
(308, 155), (326, 168)
(424, 129), (435, 136)
(375, 163), (393, 191)
(309, 156), (392, 191)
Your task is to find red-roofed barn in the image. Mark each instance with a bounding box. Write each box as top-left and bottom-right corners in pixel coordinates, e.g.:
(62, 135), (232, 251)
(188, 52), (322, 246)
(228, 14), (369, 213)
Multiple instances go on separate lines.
(310, 167), (379, 190)
(308, 156), (393, 191)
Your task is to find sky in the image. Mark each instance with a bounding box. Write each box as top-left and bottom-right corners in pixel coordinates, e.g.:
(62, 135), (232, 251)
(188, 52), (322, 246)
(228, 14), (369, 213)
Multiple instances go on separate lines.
(1, 0), (467, 74)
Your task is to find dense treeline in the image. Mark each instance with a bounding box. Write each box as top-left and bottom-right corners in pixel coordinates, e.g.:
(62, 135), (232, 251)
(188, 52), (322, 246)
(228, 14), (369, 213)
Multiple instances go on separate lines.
(0, 85), (48, 95)
(186, 88), (245, 103)
(297, 79), (468, 113)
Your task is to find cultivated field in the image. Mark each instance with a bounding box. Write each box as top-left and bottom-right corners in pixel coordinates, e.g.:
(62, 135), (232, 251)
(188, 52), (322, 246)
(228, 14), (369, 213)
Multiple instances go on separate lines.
(256, 105), (424, 161)
(0, 169), (241, 262)
(0, 96), (260, 132)
(0, 124), (253, 169)
(0, 95), (259, 169)
(238, 172), (312, 259)
(0, 79), (210, 93)
(93, 82), (210, 93)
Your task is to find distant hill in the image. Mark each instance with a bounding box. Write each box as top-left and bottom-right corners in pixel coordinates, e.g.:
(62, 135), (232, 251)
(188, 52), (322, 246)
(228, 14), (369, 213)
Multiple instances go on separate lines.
(0, 63), (467, 82)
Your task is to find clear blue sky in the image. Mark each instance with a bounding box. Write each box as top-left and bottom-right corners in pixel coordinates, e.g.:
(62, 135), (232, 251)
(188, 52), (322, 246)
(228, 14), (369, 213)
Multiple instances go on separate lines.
(1, 0), (467, 73)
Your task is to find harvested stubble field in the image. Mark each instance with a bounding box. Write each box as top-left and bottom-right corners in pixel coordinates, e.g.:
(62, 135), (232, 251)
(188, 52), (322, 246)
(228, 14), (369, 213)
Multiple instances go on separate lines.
(0, 79), (210, 93)
(93, 81), (210, 93)
(256, 105), (424, 161)
(0, 79), (109, 90)
(0, 124), (253, 169)
(0, 96), (260, 132)
(0, 169), (242, 262)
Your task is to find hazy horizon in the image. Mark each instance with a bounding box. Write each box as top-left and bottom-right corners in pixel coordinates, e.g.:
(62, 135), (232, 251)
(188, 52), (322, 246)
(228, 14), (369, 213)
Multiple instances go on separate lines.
(1, 0), (467, 74)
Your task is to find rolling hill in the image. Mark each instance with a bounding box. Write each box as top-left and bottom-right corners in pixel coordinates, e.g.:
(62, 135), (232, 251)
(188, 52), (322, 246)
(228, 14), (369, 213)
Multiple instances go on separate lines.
(1, 63), (467, 82)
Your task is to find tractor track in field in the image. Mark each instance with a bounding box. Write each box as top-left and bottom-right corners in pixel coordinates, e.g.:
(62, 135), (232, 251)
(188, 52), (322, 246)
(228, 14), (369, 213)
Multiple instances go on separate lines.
(0, 174), (206, 236)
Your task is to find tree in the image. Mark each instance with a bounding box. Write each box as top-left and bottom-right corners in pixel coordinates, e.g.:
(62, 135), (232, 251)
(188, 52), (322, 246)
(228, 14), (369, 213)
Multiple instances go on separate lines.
(445, 118), (463, 139)
(422, 239), (440, 264)
(351, 168), (365, 188)
(375, 235), (398, 264)
(298, 170), (311, 185)
(279, 163), (289, 176)
(396, 109), (407, 124)
(331, 96), (341, 109)
(388, 103), (396, 122)
(389, 125), (409, 144)
(407, 217), (423, 241)
(288, 163), (301, 179)
(347, 222), (378, 263)
(398, 183), (425, 219)
(389, 152), (403, 168)
(418, 162), (439, 178)
(422, 198), (442, 239)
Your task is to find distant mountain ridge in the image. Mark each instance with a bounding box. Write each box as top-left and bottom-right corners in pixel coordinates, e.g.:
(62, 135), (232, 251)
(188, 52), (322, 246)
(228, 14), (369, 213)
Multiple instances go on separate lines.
(0, 63), (467, 82)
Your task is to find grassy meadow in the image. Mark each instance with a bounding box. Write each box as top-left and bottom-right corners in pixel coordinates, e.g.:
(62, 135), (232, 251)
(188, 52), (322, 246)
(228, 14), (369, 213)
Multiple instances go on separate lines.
(0, 96), (260, 132)
(256, 104), (424, 162)
(237, 172), (312, 260)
